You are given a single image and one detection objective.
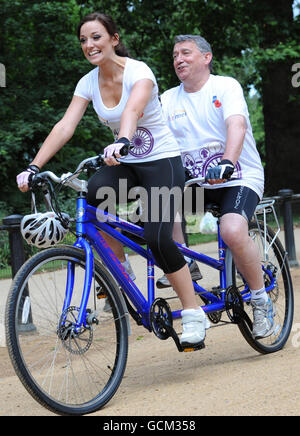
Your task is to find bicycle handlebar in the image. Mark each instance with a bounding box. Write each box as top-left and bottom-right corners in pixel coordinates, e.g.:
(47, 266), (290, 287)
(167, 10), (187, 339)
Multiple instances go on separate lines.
(29, 143), (133, 192)
(32, 162), (207, 192)
(184, 176), (206, 187)
(185, 175), (241, 188)
(29, 155), (100, 192)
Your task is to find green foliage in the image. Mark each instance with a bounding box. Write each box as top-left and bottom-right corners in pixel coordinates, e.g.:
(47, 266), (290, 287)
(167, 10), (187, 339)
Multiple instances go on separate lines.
(0, 0), (112, 213)
(0, 0), (299, 216)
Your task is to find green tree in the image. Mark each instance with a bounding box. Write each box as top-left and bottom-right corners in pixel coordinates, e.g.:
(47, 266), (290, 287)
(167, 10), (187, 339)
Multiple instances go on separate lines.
(0, 0), (113, 213)
(0, 0), (299, 218)
(249, 0), (300, 195)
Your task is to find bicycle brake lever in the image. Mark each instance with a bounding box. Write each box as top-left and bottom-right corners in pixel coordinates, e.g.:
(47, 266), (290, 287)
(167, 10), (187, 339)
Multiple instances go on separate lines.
(84, 156), (104, 170)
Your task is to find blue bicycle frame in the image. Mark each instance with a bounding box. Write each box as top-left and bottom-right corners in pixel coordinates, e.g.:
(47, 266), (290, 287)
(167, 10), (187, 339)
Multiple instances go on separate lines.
(63, 194), (275, 333)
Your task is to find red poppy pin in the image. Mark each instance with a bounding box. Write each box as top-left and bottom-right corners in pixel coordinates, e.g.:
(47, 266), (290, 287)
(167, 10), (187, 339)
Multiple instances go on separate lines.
(212, 96), (222, 108)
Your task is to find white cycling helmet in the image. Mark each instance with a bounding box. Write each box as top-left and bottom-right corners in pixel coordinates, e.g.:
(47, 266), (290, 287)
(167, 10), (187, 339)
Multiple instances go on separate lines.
(21, 211), (69, 248)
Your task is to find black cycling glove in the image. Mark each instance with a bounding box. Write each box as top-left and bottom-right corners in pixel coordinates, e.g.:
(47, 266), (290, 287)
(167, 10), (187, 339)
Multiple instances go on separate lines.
(114, 137), (131, 156)
(206, 159), (235, 181)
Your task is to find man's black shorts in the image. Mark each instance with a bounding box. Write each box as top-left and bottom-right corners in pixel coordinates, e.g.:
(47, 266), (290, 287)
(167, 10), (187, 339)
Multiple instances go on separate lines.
(188, 184), (260, 222)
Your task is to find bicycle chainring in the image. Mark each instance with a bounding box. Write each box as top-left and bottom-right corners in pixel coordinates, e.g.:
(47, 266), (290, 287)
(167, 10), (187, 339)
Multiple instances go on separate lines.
(208, 311), (222, 324)
(225, 287), (244, 324)
(150, 298), (173, 340)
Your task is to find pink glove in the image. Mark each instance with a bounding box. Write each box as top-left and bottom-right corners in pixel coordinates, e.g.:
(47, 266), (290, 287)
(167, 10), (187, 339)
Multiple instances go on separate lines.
(104, 138), (130, 166)
(16, 165), (40, 192)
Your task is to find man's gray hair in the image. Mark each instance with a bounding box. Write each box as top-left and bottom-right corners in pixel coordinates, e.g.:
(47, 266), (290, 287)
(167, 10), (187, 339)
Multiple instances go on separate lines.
(174, 35), (213, 71)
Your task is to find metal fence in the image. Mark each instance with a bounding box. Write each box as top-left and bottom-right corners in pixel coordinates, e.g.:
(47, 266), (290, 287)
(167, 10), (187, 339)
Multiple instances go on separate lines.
(1, 190), (299, 280)
(0, 214), (27, 279)
(267, 190), (300, 268)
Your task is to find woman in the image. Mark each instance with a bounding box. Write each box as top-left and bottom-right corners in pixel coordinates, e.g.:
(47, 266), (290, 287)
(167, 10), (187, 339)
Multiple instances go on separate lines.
(16, 12), (210, 346)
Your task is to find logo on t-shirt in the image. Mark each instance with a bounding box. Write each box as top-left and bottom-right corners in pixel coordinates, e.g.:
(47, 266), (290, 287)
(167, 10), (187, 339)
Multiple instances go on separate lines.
(181, 143), (242, 180)
(114, 127), (154, 158)
(212, 96), (222, 108)
(129, 127), (154, 157)
(169, 109), (187, 121)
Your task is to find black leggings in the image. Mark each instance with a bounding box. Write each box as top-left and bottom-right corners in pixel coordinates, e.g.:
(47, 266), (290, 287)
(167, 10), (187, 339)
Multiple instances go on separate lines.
(88, 156), (186, 274)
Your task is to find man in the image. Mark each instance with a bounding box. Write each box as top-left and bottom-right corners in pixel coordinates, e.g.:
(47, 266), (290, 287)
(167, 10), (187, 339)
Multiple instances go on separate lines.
(158, 35), (275, 339)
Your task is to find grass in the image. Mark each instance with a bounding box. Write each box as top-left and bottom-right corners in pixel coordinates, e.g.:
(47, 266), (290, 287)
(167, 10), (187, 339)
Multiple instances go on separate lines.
(188, 232), (217, 245)
(0, 265), (11, 279)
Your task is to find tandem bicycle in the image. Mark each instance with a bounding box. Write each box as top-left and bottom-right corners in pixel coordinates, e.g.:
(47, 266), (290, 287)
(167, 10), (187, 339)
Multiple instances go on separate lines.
(5, 153), (294, 415)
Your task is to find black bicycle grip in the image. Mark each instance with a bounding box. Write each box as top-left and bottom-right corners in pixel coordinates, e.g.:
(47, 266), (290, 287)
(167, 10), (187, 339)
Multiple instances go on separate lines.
(119, 144), (132, 156)
(28, 173), (45, 190)
(114, 137), (132, 156)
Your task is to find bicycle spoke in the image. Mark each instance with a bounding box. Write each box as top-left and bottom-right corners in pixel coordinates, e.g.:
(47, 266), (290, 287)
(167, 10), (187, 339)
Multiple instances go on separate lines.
(6, 247), (128, 415)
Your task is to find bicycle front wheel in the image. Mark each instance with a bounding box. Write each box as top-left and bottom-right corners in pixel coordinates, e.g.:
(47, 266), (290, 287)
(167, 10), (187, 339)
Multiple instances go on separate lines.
(235, 221), (294, 354)
(5, 246), (129, 415)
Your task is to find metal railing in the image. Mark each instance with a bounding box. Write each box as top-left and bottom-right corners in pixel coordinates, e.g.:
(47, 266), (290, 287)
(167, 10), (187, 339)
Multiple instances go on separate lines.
(269, 189), (300, 268)
(0, 214), (26, 279)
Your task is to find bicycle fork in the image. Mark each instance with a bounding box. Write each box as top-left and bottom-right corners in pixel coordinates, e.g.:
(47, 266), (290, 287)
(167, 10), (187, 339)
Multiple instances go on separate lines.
(61, 237), (94, 333)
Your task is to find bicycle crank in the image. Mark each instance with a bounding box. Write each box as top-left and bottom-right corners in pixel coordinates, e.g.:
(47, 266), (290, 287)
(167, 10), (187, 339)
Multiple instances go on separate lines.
(150, 298), (205, 353)
(225, 287), (252, 329)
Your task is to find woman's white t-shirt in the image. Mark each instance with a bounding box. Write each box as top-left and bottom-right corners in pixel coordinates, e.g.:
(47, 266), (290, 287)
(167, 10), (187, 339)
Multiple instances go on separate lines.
(74, 57), (180, 163)
(160, 75), (264, 199)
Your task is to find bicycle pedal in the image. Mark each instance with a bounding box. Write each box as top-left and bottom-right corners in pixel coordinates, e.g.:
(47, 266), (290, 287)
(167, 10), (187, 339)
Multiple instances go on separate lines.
(97, 293), (107, 299)
(181, 341), (205, 352)
(163, 321), (206, 353)
(96, 286), (107, 299)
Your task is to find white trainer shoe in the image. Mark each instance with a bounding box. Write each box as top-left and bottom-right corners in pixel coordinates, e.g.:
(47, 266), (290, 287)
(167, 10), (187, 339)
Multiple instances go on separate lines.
(251, 297), (276, 339)
(180, 308), (210, 346)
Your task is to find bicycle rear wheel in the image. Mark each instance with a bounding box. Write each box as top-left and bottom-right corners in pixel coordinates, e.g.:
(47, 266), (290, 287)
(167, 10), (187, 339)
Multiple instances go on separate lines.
(5, 246), (129, 415)
(234, 221), (294, 354)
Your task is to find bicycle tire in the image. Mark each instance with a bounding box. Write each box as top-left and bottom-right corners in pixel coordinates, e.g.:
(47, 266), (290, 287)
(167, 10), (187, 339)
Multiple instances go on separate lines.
(5, 245), (129, 415)
(233, 221), (294, 354)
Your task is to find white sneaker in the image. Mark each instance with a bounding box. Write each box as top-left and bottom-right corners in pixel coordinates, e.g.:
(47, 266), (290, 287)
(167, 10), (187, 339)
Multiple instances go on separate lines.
(251, 297), (275, 339)
(156, 261), (202, 289)
(180, 308), (210, 346)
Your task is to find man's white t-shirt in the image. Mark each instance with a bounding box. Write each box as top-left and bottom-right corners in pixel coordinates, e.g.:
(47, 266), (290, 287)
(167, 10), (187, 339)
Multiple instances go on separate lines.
(74, 57), (180, 163)
(160, 75), (264, 199)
